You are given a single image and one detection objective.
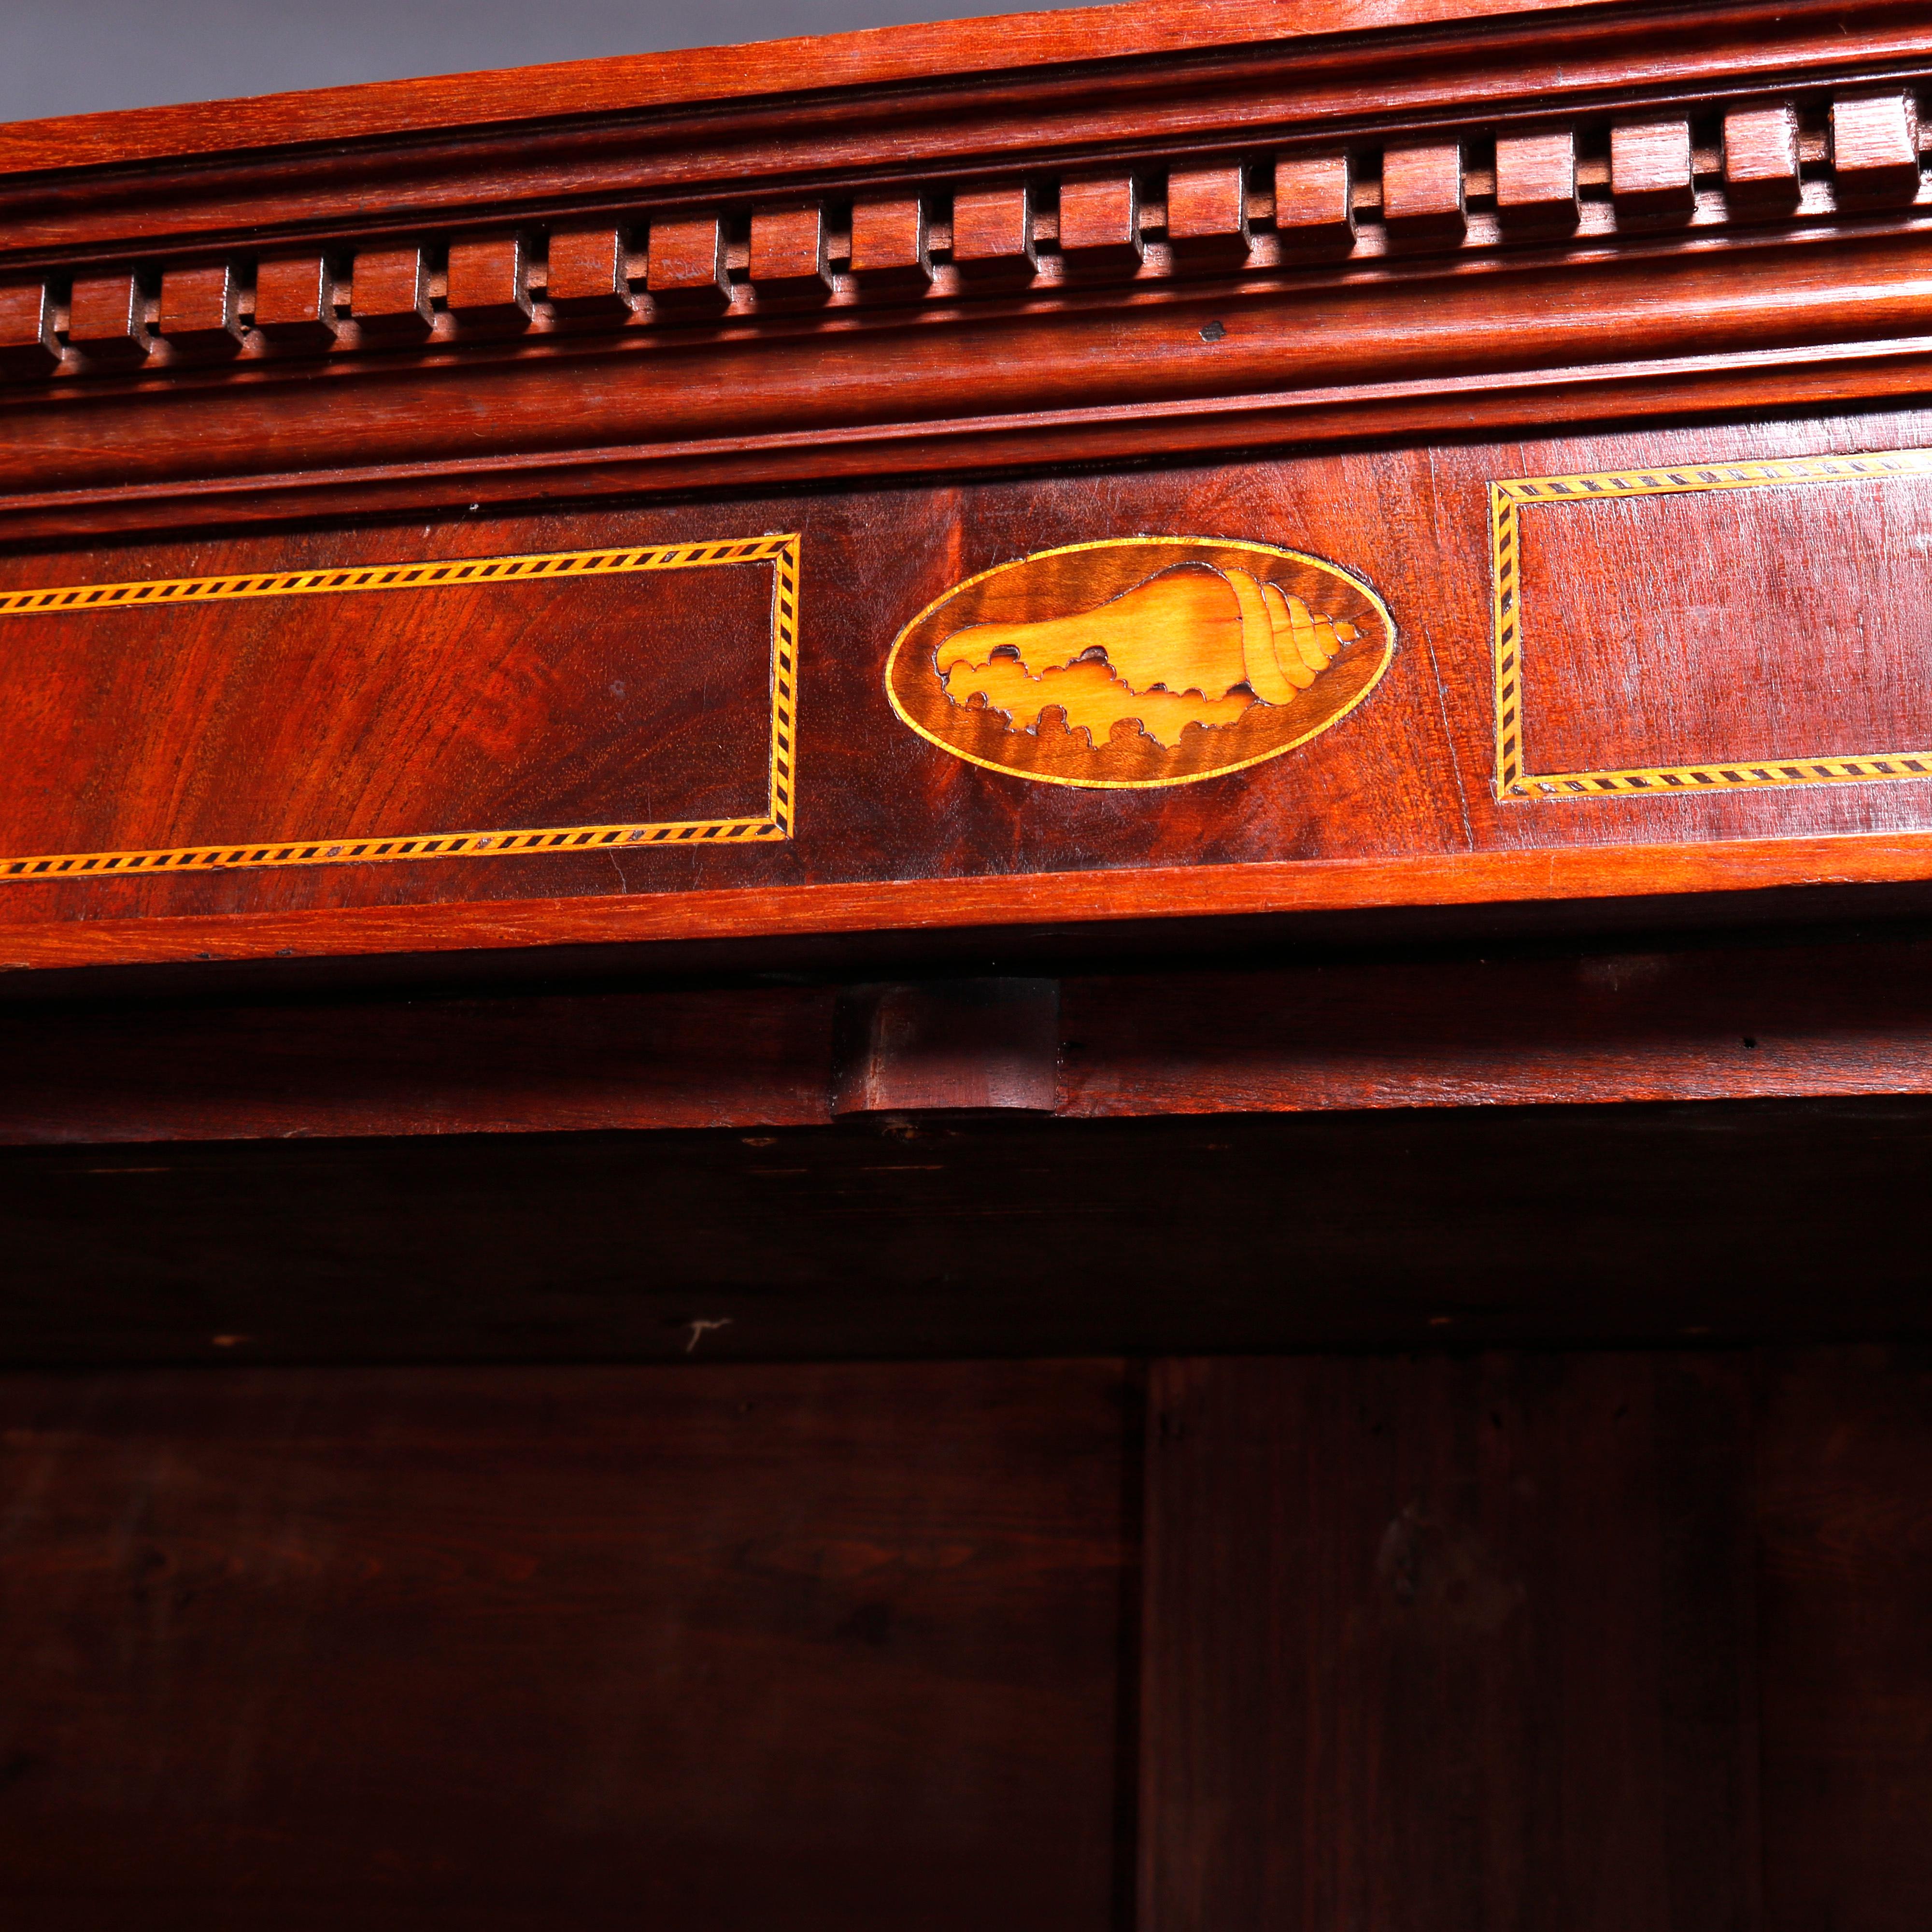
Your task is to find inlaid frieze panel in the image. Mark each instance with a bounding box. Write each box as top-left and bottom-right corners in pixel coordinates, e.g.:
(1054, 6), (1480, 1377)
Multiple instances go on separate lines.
(4, 412), (1932, 966)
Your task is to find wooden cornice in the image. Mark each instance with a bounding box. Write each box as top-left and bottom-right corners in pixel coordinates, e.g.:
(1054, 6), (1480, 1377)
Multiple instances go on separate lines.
(1, 0), (1925, 257)
(0, 0), (1928, 540)
(0, 0), (1623, 177)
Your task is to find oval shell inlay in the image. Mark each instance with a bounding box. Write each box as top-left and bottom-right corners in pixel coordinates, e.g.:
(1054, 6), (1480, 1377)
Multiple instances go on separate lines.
(885, 537), (1396, 788)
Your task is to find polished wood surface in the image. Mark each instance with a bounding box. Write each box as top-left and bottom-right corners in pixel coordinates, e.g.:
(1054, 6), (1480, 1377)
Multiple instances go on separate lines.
(1141, 1347), (1932, 1932)
(3, 10), (1930, 1924)
(0, 1359), (1133, 1931)
(0, 539), (789, 875)
(6, 413), (1932, 970)
(1, 1345), (1923, 1928)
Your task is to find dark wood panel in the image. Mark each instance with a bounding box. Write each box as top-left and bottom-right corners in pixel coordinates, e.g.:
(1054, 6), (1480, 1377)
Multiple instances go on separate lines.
(0, 985), (837, 1143)
(1758, 1347), (1932, 1932)
(2, 1100), (1929, 1368)
(13, 930), (1932, 1146)
(0, 1359), (1133, 1931)
(1060, 933), (1932, 1118)
(1139, 1352), (1760, 1931)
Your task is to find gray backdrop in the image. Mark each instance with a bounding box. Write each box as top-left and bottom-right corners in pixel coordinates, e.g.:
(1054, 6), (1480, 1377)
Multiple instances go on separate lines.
(1, 0), (1088, 127)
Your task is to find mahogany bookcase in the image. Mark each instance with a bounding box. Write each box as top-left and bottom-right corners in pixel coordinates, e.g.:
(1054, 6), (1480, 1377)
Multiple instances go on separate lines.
(0, 1), (1929, 1924)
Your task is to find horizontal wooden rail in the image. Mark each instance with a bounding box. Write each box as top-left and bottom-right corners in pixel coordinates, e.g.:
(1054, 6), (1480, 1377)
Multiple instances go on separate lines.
(5, 931), (1931, 1144)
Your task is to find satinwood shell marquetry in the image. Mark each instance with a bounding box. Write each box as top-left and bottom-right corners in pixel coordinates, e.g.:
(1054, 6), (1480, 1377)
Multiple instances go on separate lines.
(886, 539), (1394, 788)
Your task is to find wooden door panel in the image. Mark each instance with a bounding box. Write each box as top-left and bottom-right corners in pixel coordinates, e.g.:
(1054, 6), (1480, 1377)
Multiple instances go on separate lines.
(1139, 1352), (1761, 1932)
(0, 1360), (1133, 1932)
(1758, 1348), (1932, 1932)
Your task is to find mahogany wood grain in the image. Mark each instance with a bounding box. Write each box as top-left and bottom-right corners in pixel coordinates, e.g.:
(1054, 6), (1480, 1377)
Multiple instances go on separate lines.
(0, 539), (777, 872)
(1723, 105), (1803, 210)
(1830, 91), (1922, 202)
(0, 12), (1927, 988)
(65, 270), (147, 369)
(1610, 117), (1697, 218)
(1, 18), (1927, 1928)
(644, 215), (729, 316)
(4, 411), (1932, 971)
(22, 222), (1930, 527)
(951, 184), (1037, 289)
(0, 0), (1614, 176)
(13, 320), (1932, 552)
(1494, 127), (1578, 229)
(1141, 1352), (1759, 1931)
(1165, 164), (1250, 270)
(1, 56), (1923, 426)
(1058, 175), (1145, 278)
(1380, 141), (1465, 242)
(1271, 153), (1355, 257)
(0, 282), (59, 378)
(0, 0), (1906, 268)
(0, 1358), (1132, 1931)
(2, 1101), (1929, 1367)
(848, 196), (932, 296)
(11, 835), (1932, 978)
(1758, 1346), (1932, 1932)
(351, 246), (435, 342)
(545, 225), (631, 319)
(155, 262), (244, 357)
(156, 261), (245, 365)
(749, 205), (833, 309)
(446, 235), (533, 333)
(251, 253), (337, 349)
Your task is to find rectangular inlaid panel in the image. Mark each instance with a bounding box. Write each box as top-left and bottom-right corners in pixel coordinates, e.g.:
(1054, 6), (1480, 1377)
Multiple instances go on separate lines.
(9, 413), (1932, 966)
(1494, 453), (1932, 797)
(0, 537), (796, 880)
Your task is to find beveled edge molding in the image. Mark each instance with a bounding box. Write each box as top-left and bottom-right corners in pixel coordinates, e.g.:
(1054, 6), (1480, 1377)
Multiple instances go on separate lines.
(1491, 448), (1932, 800)
(4, 828), (1932, 973)
(0, 535), (800, 882)
(6, 329), (1932, 548)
